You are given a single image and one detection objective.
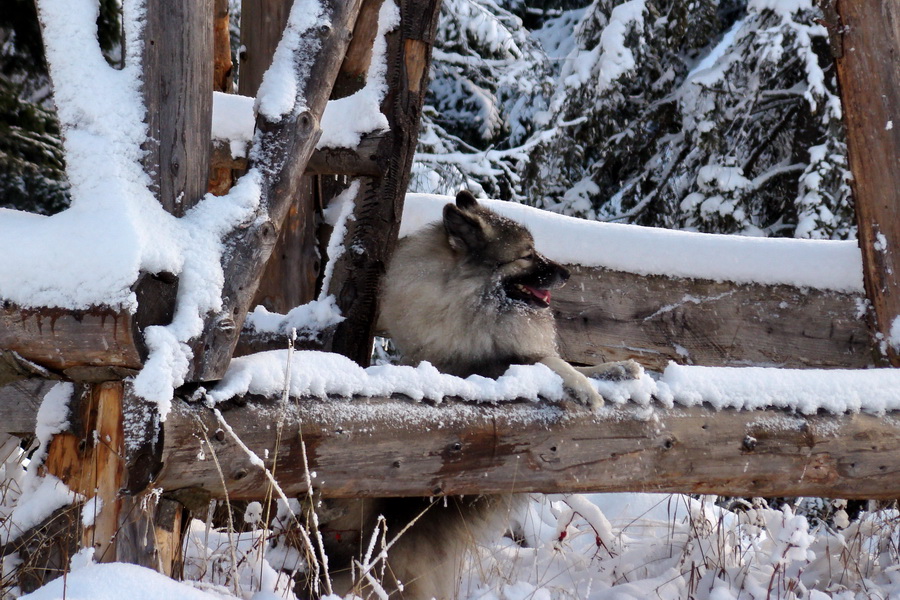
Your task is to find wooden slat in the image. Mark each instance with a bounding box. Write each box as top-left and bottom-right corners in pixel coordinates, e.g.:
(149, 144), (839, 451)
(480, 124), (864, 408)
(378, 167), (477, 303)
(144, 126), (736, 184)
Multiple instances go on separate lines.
(157, 394), (900, 501)
(555, 266), (872, 371)
(835, 0), (900, 365)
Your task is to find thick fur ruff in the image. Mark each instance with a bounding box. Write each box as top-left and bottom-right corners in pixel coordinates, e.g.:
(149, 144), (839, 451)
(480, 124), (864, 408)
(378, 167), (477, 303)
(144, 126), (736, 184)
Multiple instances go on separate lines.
(320, 191), (638, 598)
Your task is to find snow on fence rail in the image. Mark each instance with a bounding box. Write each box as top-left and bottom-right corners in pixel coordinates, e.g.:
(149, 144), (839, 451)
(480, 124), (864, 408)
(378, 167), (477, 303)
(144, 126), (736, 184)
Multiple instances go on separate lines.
(0, 193), (874, 383)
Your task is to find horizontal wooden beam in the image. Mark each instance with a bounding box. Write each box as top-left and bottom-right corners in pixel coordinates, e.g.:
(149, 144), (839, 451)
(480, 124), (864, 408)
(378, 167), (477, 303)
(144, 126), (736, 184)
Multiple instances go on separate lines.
(156, 394), (900, 501)
(210, 134), (383, 176)
(554, 266), (872, 371)
(0, 274), (177, 382)
(0, 263), (872, 380)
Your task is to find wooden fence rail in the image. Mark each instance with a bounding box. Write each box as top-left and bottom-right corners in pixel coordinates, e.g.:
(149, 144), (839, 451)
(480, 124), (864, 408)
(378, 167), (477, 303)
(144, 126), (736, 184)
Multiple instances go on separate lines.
(152, 394), (900, 501)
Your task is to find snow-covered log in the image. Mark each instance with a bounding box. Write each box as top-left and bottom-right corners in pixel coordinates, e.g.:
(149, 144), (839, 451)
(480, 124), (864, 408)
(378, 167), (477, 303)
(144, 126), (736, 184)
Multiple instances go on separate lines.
(156, 395), (900, 501)
(0, 274), (176, 383)
(834, 0), (900, 366)
(188, 0), (366, 381)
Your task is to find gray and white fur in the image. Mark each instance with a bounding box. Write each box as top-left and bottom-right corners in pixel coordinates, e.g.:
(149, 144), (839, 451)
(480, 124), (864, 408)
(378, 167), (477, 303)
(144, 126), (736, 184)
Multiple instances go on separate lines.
(320, 191), (640, 599)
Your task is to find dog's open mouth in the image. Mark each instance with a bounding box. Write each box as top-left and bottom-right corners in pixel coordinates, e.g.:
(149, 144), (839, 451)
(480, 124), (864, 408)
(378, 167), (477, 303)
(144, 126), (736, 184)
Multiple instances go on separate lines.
(506, 282), (553, 308)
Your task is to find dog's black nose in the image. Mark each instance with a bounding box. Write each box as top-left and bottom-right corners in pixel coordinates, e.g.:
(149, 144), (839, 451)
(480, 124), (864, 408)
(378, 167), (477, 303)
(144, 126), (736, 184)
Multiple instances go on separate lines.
(557, 264), (570, 283)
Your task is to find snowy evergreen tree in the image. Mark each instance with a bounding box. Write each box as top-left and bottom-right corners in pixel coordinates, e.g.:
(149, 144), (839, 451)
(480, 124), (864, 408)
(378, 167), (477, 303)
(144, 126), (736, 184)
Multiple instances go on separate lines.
(414, 0), (853, 240)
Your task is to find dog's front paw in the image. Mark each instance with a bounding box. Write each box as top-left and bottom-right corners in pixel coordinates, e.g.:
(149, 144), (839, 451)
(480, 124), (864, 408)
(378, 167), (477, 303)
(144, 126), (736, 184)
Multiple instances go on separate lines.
(566, 374), (604, 410)
(586, 359), (643, 381)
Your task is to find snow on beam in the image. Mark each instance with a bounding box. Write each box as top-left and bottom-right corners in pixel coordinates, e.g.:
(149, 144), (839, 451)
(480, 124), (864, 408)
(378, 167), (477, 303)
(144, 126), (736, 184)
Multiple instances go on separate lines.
(156, 395), (900, 501)
(0, 274), (176, 383)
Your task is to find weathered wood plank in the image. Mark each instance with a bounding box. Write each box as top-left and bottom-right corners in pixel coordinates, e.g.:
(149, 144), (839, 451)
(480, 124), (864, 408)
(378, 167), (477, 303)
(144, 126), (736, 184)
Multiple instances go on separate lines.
(158, 395), (900, 501)
(835, 0), (900, 366)
(554, 266), (872, 371)
(237, 0), (292, 99)
(190, 0), (366, 381)
(323, 0), (444, 365)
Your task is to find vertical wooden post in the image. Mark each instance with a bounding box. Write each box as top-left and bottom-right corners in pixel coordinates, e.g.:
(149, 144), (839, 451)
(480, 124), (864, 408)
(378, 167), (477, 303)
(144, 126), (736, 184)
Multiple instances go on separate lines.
(209, 0), (236, 196)
(142, 0), (214, 215)
(45, 382), (125, 562)
(324, 0), (444, 365)
(834, 0), (900, 365)
(241, 0), (321, 314)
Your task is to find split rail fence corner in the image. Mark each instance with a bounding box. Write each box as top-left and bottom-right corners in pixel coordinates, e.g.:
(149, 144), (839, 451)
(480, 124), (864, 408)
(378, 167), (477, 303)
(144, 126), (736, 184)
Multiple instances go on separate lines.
(0, 0), (898, 581)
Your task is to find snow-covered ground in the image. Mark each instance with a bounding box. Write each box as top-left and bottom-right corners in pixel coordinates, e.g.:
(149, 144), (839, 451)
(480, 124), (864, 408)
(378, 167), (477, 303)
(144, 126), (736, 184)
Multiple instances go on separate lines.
(12, 491), (900, 600)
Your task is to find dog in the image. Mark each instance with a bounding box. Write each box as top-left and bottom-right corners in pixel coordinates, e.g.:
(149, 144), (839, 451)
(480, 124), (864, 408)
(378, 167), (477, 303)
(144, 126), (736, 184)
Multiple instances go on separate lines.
(380, 189), (641, 407)
(318, 190), (641, 599)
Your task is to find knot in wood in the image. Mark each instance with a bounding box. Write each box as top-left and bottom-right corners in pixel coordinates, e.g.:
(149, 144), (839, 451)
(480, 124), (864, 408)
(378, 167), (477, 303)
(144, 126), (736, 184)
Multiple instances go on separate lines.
(216, 315), (236, 334)
(296, 110), (317, 134)
(742, 435), (758, 452)
(232, 468), (249, 481)
(214, 428), (226, 443)
(258, 220), (277, 243)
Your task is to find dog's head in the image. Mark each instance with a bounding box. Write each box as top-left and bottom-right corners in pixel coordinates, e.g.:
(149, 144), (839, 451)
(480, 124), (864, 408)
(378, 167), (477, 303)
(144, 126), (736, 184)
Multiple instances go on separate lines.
(443, 190), (570, 309)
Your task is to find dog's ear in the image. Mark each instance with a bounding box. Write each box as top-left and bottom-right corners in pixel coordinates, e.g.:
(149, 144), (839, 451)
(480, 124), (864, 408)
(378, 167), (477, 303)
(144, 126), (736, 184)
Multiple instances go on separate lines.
(456, 190), (478, 211)
(444, 203), (487, 252)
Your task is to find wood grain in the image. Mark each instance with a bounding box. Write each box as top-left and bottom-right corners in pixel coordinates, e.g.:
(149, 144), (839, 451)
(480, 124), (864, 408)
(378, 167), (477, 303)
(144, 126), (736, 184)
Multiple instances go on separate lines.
(158, 395), (900, 501)
(835, 0), (900, 365)
(555, 266), (872, 370)
(141, 0), (213, 216)
(45, 383), (125, 562)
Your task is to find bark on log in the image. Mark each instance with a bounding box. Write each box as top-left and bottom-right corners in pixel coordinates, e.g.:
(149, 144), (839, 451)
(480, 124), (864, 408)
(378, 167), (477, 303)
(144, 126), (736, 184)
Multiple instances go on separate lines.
(190, 0), (365, 382)
(323, 0), (444, 365)
(0, 274), (177, 382)
(157, 395), (900, 501)
(555, 266), (871, 371)
(834, 0), (900, 366)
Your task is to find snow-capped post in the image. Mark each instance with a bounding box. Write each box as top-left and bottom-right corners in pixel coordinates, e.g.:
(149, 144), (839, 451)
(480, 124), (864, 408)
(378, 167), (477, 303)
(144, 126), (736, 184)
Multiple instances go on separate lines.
(189, 0), (366, 382)
(833, 0), (900, 366)
(239, 0), (321, 318)
(322, 0), (444, 366)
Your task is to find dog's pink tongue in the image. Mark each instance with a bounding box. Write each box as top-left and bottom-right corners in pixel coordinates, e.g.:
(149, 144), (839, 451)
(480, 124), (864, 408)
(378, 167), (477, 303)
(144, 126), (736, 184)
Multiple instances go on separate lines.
(524, 285), (551, 304)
